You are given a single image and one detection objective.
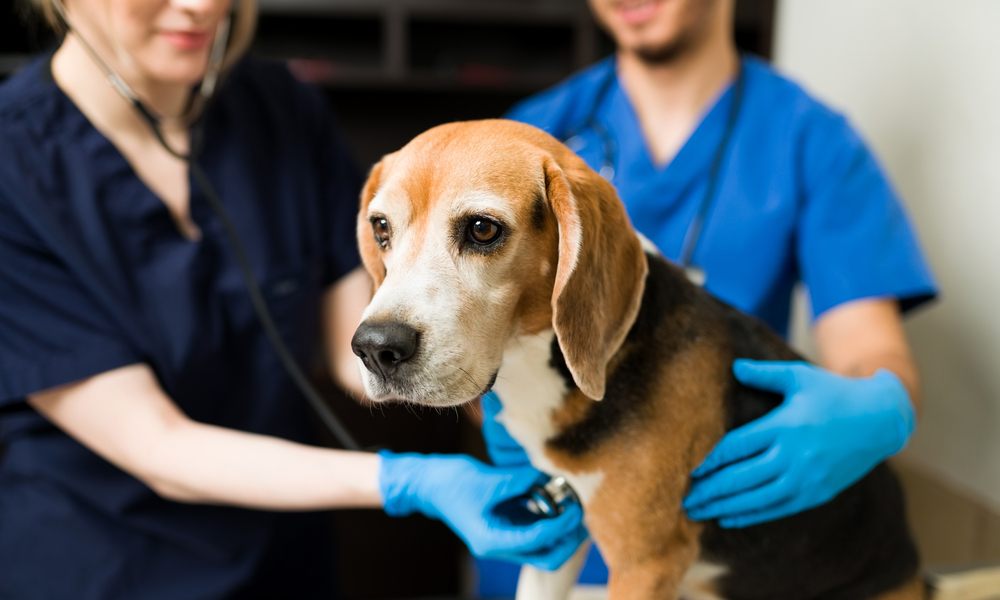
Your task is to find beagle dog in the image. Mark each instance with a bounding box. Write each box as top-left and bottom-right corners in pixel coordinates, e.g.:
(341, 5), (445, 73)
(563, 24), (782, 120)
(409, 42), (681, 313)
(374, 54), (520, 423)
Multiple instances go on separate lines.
(351, 120), (923, 600)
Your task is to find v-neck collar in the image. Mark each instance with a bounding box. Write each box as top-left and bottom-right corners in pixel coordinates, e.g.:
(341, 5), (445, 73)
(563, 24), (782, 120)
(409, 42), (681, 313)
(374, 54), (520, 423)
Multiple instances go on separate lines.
(603, 58), (743, 194)
(41, 52), (209, 245)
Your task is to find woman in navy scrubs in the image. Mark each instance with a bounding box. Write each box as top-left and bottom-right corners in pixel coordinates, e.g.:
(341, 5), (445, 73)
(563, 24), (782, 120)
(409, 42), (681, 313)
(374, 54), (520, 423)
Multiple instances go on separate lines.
(0, 1), (585, 598)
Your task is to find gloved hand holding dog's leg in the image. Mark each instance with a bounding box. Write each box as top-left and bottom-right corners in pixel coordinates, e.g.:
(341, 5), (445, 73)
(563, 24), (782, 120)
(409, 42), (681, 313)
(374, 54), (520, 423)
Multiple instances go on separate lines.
(379, 451), (587, 570)
(684, 359), (916, 528)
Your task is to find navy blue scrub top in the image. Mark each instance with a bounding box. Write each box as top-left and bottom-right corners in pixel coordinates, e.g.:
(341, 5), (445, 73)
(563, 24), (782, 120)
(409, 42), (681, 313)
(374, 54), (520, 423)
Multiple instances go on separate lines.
(509, 55), (937, 336)
(0, 55), (361, 599)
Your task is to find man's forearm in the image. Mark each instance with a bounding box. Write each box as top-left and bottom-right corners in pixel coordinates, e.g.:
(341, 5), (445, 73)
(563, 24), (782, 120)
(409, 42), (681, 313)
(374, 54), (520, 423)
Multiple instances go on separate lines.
(814, 298), (922, 418)
(832, 350), (921, 417)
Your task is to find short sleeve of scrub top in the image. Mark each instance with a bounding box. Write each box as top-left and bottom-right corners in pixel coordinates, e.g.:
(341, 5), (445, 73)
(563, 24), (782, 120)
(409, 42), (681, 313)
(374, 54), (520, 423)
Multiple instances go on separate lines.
(793, 107), (935, 318)
(0, 187), (143, 403)
(0, 54), (361, 599)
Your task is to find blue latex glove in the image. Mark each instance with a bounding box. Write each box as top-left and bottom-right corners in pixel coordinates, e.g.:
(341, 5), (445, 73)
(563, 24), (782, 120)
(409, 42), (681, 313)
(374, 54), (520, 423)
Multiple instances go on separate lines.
(379, 451), (587, 570)
(684, 359), (915, 529)
(481, 392), (532, 467)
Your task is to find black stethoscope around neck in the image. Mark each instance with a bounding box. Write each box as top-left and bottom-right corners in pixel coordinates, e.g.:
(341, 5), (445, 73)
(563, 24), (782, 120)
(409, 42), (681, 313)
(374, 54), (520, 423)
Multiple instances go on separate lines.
(47, 0), (363, 452)
(562, 57), (747, 287)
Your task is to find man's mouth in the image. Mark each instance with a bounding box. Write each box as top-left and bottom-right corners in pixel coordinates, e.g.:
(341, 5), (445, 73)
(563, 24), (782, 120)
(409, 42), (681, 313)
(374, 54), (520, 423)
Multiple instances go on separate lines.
(616, 0), (663, 27)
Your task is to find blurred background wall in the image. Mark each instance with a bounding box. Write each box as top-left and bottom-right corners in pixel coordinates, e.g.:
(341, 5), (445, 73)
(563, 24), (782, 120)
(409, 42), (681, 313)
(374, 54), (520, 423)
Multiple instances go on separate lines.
(778, 0), (1000, 564)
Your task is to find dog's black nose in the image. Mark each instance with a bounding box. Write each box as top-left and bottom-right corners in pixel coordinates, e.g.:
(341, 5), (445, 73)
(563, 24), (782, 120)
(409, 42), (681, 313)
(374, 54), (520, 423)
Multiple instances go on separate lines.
(351, 321), (420, 379)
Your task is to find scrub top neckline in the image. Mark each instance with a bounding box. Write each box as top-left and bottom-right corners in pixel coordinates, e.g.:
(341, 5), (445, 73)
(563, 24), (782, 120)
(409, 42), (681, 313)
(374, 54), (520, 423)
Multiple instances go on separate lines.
(606, 57), (742, 180)
(41, 53), (206, 245)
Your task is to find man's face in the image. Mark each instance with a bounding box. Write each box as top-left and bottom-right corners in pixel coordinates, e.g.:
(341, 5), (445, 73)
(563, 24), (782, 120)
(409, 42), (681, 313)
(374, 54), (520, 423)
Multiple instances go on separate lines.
(588, 0), (721, 63)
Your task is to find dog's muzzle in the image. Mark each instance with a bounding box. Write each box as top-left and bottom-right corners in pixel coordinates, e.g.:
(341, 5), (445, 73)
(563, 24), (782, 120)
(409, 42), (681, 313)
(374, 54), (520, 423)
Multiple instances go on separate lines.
(351, 321), (420, 381)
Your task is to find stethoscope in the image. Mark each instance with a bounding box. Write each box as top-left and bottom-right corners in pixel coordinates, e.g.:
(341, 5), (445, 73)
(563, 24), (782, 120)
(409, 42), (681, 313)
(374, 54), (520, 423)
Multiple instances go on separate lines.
(51, 0), (362, 452)
(562, 57), (747, 287)
(49, 0), (579, 520)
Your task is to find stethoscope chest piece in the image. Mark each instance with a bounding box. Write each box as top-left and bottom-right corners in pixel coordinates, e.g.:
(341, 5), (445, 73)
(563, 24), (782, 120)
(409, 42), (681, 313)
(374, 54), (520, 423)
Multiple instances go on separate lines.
(494, 475), (580, 525)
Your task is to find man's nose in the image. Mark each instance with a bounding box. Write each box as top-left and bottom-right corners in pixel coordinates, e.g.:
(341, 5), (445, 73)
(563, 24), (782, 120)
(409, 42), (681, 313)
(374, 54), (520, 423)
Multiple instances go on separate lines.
(351, 321), (420, 379)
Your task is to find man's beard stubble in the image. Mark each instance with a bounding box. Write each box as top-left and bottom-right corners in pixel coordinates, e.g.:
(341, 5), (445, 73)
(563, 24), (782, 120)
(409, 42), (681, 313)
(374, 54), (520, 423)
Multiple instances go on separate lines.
(630, 0), (719, 66)
(634, 29), (696, 65)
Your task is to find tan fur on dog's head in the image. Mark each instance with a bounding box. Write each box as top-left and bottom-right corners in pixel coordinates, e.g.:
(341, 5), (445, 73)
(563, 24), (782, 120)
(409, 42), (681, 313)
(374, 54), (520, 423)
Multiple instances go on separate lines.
(355, 120), (647, 404)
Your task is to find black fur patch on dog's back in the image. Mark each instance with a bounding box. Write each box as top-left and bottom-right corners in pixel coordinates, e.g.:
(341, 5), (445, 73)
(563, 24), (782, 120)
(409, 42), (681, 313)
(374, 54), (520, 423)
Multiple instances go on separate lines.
(548, 252), (919, 598)
(547, 253), (699, 455)
(548, 253), (789, 454)
(714, 297), (800, 429)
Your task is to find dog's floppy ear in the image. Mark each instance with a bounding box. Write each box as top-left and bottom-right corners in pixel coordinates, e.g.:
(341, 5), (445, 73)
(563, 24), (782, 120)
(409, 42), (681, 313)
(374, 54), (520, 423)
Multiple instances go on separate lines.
(546, 156), (648, 400)
(357, 157), (388, 288)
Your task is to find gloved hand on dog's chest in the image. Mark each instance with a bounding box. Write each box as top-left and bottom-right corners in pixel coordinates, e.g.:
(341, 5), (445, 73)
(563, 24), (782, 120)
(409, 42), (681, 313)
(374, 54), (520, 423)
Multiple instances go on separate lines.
(684, 359), (916, 529)
(480, 392), (533, 467)
(378, 451), (587, 571)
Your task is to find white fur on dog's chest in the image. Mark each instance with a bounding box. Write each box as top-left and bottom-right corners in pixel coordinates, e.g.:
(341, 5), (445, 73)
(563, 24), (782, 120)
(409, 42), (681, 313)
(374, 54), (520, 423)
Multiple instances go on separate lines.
(494, 330), (726, 600)
(492, 330), (603, 502)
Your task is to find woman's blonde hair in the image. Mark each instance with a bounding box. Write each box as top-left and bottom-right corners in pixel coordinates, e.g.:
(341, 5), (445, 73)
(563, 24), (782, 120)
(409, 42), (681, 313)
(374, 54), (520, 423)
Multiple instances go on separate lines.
(28, 0), (258, 70)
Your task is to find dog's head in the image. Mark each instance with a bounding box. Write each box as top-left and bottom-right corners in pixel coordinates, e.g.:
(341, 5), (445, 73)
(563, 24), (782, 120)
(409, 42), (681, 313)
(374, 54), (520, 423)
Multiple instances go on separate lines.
(351, 119), (647, 406)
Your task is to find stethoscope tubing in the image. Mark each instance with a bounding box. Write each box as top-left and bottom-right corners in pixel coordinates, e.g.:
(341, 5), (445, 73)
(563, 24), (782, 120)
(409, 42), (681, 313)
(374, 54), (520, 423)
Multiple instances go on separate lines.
(562, 57), (747, 284)
(48, 2), (363, 451)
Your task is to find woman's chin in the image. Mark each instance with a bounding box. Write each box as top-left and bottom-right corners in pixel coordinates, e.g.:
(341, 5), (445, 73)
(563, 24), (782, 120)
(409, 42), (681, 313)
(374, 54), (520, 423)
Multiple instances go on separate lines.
(139, 54), (213, 88)
(158, 66), (211, 87)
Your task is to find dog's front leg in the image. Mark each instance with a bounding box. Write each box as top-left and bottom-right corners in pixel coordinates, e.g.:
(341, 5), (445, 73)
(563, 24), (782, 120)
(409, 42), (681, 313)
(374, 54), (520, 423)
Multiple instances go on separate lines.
(514, 540), (591, 600)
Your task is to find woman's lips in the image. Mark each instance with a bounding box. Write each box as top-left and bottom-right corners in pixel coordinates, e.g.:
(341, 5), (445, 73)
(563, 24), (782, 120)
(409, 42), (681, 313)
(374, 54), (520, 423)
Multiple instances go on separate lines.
(161, 30), (212, 51)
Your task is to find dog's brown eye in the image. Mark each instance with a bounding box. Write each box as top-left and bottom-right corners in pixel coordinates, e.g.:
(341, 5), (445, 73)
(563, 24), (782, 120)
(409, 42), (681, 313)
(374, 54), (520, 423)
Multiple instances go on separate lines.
(467, 218), (501, 245)
(370, 216), (391, 249)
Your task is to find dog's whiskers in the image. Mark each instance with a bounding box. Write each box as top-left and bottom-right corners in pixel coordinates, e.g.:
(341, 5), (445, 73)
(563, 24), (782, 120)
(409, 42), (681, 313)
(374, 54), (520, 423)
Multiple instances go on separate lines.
(455, 366), (479, 389)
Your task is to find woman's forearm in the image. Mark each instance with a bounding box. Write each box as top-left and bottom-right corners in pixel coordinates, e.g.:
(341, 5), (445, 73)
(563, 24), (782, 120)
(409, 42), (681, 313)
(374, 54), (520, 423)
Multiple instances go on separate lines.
(29, 363), (384, 511)
(146, 420), (383, 510)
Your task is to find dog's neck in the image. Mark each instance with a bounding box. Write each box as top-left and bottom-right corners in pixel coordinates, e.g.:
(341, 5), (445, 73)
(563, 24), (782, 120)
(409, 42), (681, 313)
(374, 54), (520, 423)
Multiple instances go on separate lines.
(492, 329), (568, 475)
(493, 251), (696, 472)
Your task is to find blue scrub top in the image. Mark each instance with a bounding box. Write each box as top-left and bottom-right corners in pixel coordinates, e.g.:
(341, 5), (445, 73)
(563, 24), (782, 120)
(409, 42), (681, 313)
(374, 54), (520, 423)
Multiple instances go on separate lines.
(0, 55), (361, 599)
(478, 55), (938, 595)
(510, 55), (936, 336)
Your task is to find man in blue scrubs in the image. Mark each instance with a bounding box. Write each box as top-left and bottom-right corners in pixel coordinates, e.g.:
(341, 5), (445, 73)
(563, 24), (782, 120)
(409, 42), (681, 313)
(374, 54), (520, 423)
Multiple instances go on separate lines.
(479, 0), (936, 591)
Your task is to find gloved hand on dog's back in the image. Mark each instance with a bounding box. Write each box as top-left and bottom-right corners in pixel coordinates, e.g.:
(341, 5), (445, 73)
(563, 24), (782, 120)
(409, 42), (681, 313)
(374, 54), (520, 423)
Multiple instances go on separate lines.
(378, 451), (587, 571)
(684, 359), (916, 528)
